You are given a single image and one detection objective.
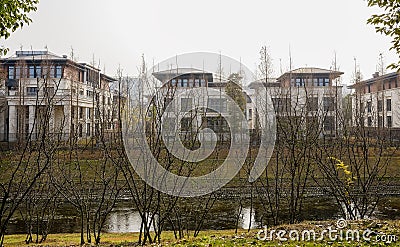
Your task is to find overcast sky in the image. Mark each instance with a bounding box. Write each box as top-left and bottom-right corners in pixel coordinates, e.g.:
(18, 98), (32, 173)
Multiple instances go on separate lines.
(2, 0), (398, 86)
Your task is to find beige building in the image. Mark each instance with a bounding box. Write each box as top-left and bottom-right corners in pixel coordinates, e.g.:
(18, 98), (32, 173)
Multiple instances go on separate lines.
(249, 68), (344, 137)
(350, 72), (400, 133)
(0, 51), (116, 142)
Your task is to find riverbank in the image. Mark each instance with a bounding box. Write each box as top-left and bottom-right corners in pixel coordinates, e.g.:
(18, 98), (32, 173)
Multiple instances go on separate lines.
(4, 220), (400, 246)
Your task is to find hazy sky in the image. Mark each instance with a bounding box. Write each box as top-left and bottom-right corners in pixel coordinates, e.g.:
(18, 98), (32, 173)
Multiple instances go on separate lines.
(2, 0), (398, 86)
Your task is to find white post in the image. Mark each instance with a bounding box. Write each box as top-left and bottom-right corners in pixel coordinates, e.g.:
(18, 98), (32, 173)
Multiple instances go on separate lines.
(8, 105), (17, 142)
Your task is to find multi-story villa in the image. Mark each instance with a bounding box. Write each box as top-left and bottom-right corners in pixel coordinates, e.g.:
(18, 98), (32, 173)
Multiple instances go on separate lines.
(151, 68), (252, 143)
(249, 67), (344, 137)
(0, 50), (116, 142)
(350, 71), (400, 134)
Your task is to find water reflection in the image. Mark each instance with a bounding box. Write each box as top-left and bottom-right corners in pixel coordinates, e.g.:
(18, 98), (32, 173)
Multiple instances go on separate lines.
(106, 207), (257, 233)
(106, 208), (156, 233)
(239, 207), (257, 230)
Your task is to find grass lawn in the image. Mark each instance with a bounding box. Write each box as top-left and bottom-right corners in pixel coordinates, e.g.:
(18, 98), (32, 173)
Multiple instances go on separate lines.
(4, 220), (400, 246)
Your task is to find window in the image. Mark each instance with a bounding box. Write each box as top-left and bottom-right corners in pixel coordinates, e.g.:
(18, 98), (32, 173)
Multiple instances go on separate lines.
(324, 116), (335, 131)
(29, 66), (35, 78)
(200, 79), (206, 87)
(27, 87), (38, 96)
(87, 108), (91, 120)
(377, 100), (383, 112)
(323, 97), (335, 111)
(387, 116), (393, 128)
(55, 66), (62, 78)
(86, 90), (93, 98)
(171, 79), (177, 86)
(8, 66), (14, 79)
(207, 98), (227, 113)
(318, 78), (324, 87)
(324, 78), (330, 86)
(79, 107), (84, 119)
(49, 66), (55, 78)
(368, 117), (372, 127)
(195, 79), (200, 87)
(35, 66), (42, 78)
(183, 79), (188, 87)
(387, 99), (392, 112)
(86, 123), (91, 136)
(15, 66), (21, 79)
(248, 109), (253, 120)
(307, 97), (319, 111)
(181, 98), (193, 112)
(313, 78), (318, 87)
(367, 101), (372, 113)
(295, 78), (302, 87)
(368, 84), (371, 93)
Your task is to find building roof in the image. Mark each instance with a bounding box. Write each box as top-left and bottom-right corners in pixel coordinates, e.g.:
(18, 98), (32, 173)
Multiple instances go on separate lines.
(152, 68), (213, 83)
(2, 50), (67, 61)
(277, 67), (344, 80)
(349, 72), (398, 89)
(248, 78), (279, 89)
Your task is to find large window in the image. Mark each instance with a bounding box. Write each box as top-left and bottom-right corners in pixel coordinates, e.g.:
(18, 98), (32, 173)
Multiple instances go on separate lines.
(56, 66), (63, 78)
(307, 97), (319, 112)
(35, 66), (42, 78)
(387, 99), (392, 112)
(87, 108), (91, 120)
(323, 97), (335, 112)
(79, 107), (84, 119)
(29, 66), (35, 78)
(387, 116), (393, 128)
(323, 116), (335, 131)
(8, 66), (14, 79)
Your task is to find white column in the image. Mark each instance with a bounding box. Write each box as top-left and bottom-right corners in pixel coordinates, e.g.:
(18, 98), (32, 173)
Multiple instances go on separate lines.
(28, 105), (35, 139)
(8, 105), (17, 142)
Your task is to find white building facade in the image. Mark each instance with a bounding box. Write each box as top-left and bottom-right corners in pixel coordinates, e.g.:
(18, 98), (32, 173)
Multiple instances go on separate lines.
(0, 51), (116, 142)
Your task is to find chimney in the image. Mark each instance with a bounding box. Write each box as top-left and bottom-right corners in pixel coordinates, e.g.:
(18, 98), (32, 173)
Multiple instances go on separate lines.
(372, 72), (380, 78)
(62, 55), (68, 59)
